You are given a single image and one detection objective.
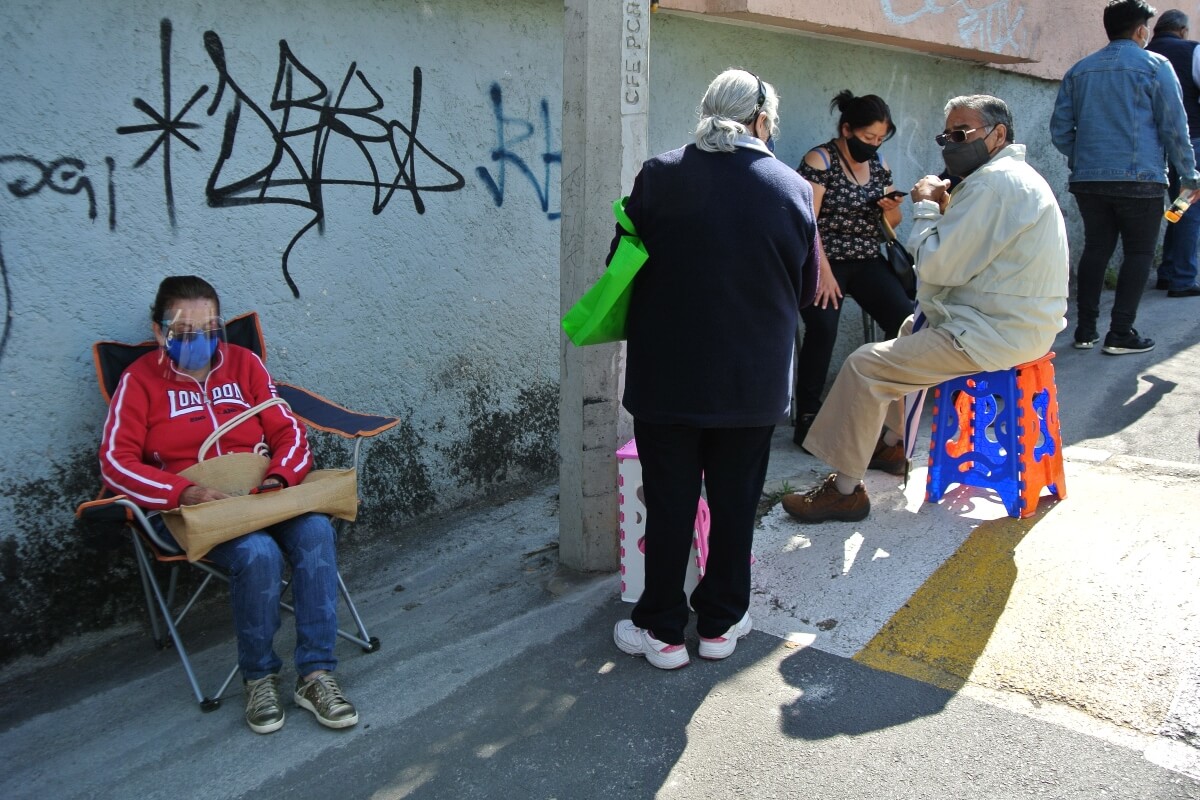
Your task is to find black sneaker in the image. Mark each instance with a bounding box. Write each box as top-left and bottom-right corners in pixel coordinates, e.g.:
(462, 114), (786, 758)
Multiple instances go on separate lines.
(1101, 329), (1155, 355)
(1072, 329), (1099, 350)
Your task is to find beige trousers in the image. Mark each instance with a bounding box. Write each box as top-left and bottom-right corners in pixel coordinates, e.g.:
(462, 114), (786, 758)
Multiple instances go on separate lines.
(802, 320), (984, 480)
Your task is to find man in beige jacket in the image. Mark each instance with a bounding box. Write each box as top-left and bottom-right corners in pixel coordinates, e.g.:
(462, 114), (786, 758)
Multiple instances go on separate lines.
(783, 94), (1069, 523)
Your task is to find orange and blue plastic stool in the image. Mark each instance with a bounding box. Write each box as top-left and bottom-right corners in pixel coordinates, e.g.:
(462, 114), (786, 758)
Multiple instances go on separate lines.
(925, 351), (1066, 518)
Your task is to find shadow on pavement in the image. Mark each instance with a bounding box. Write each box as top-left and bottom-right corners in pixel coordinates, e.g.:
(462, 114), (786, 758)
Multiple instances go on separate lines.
(276, 598), (781, 800)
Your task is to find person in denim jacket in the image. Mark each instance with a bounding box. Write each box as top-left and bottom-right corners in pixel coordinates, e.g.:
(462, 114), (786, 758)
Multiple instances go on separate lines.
(1051, 0), (1200, 355)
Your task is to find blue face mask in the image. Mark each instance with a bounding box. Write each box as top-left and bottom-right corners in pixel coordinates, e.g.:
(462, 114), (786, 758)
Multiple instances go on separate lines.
(166, 333), (219, 371)
(766, 135), (775, 153)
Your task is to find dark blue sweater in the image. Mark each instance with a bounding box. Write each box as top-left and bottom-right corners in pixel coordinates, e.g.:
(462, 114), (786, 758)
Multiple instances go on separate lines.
(613, 143), (819, 427)
(1148, 33), (1200, 138)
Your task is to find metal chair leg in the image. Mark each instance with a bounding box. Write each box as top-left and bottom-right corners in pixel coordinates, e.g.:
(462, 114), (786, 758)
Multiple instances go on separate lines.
(132, 538), (221, 711)
(131, 536), (166, 647)
(861, 304), (879, 344)
(337, 570), (379, 653)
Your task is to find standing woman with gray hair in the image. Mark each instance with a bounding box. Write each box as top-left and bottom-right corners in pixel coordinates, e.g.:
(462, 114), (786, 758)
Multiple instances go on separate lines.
(611, 68), (819, 670)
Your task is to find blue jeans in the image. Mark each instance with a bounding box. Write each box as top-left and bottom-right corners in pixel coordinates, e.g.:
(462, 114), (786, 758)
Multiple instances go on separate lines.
(1160, 139), (1200, 290)
(1073, 191), (1163, 336)
(202, 513), (340, 681)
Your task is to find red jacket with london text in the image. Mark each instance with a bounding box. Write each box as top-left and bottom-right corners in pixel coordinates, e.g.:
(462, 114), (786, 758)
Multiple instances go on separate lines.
(99, 343), (313, 510)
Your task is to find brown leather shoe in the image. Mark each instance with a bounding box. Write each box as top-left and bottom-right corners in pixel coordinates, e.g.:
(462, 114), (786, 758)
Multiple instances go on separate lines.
(780, 474), (870, 523)
(868, 437), (907, 476)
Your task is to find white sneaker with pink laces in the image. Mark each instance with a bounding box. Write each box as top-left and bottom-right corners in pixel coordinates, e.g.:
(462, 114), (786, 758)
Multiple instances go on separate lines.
(698, 612), (752, 660)
(613, 620), (690, 669)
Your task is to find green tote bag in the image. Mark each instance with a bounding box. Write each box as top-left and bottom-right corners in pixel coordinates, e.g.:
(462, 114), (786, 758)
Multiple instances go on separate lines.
(561, 197), (648, 346)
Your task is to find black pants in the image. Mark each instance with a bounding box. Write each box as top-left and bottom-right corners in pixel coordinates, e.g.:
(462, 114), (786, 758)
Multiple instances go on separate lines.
(794, 257), (912, 415)
(630, 419), (775, 645)
(1073, 192), (1162, 336)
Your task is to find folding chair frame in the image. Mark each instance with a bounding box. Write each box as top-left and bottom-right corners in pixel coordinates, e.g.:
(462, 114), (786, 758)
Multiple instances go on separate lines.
(79, 312), (395, 712)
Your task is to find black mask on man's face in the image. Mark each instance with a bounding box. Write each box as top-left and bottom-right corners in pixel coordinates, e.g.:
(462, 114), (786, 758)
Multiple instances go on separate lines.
(942, 137), (994, 178)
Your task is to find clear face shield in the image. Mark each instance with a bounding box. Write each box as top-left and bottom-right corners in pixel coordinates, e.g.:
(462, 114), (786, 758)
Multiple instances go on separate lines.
(158, 308), (226, 373)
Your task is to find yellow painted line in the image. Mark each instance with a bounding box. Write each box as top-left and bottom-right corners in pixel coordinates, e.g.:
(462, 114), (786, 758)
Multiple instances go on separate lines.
(853, 513), (1040, 691)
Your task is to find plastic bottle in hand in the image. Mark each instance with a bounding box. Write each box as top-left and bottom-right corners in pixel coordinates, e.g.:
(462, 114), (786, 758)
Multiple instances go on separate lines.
(1165, 194), (1193, 223)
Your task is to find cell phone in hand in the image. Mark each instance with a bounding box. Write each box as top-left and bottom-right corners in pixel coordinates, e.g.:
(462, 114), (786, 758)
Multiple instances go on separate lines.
(882, 190), (907, 201)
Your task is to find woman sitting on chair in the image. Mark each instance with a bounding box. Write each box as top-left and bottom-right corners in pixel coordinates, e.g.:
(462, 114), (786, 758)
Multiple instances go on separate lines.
(794, 90), (914, 467)
(98, 275), (357, 735)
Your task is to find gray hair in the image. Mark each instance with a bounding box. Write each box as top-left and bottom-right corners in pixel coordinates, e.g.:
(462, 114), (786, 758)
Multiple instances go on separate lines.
(1155, 9), (1189, 32)
(944, 94), (1015, 143)
(694, 68), (780, 153)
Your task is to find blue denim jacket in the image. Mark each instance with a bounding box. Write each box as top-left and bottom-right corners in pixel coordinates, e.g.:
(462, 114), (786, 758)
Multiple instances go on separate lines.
(1051, 39), (1199, 189)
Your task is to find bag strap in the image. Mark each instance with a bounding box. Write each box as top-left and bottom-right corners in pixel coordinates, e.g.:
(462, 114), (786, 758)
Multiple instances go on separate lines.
(879, 214), (900, 244)
(613, 196), (638, 237)
(197, 397), (291, 462)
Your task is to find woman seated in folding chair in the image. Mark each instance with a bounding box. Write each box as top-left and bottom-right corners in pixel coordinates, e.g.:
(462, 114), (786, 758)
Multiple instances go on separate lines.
(98, 275), (357, 735)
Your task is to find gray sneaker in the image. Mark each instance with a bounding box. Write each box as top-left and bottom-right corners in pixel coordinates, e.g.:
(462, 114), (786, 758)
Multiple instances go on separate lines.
(294, 672), (359, 729)
(244, 674), (285, 734)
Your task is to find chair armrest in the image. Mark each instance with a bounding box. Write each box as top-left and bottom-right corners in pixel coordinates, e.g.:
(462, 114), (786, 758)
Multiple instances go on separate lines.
(77, 494), (136, 523)
(276, 382), (400, 439)
(77, 493), (182, 554)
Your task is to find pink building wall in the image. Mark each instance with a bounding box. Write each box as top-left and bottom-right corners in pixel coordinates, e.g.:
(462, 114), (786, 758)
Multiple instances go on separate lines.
(660, 0), (1128, 81)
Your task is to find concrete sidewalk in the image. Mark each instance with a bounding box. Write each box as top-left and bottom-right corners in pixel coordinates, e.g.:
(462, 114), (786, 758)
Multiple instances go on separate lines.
(2, 290), (1199, 799)
(2, 436), (1198, 799)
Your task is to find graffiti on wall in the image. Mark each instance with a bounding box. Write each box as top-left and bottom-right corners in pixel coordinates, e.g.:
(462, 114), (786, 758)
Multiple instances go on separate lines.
(880, 0), (1027, 56)
(202, 32), (467, 297)
(0, 154), (116, 360)
(115, 19), (467, 297)
(116, 19), (208, 228)
(476, 84), (562, 221)
(1, 16), (559, 364)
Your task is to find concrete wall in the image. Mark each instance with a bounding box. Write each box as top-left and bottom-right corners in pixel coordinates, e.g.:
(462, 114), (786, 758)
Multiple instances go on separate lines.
(0, 0), (565, 659)
(0, 0), (1070, 661)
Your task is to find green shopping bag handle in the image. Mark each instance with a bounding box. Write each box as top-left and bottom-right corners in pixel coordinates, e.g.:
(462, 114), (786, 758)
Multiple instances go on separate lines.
(614, 196), (637, 237)
(560, 196), (647, 346)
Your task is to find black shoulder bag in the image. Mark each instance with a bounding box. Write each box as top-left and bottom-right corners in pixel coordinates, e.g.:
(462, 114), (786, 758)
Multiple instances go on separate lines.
(879, 215), (917, 300)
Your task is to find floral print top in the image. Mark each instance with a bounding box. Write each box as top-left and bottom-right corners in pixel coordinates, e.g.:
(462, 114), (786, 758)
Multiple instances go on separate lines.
(797, 139), (893, 262)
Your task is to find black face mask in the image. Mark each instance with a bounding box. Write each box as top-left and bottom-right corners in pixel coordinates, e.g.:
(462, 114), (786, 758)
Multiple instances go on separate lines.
(845, 135), (880, 163)
(941, 137), (994, 178)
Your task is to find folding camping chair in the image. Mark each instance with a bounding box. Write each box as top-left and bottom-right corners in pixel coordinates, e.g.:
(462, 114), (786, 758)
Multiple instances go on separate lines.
(76, 311), (396, 712)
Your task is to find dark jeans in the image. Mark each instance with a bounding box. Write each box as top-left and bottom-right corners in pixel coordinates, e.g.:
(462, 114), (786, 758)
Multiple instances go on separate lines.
(1073, 192), (1163, 336)
(630, 420), (774, 645)
(794, 256), (913, 414)
(1161, 139), (1200, 290)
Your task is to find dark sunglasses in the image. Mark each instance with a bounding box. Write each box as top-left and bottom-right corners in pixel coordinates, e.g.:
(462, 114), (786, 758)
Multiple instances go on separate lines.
(935, 124), (995, 147)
